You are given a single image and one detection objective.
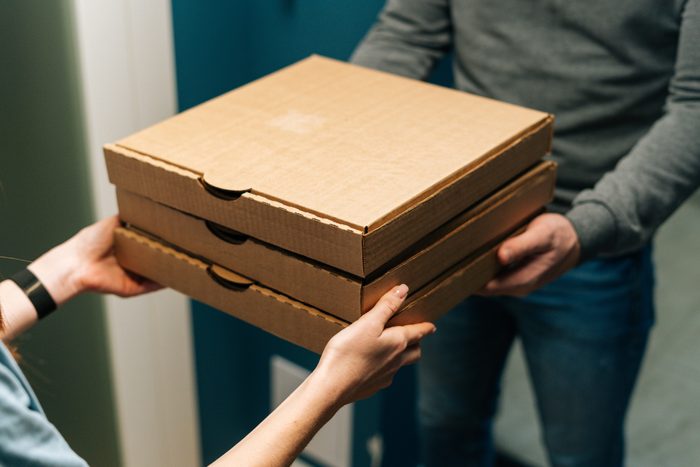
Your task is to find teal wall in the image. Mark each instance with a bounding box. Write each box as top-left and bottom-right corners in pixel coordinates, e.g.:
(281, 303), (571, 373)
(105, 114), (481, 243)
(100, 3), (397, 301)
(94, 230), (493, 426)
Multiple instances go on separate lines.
(170, 2), (455, 465)
(0, 2), (121, 465)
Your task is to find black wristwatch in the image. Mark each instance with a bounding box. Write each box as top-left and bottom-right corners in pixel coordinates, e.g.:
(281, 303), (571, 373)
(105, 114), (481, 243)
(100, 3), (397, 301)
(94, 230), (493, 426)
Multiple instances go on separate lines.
(9, 269), (57, 319)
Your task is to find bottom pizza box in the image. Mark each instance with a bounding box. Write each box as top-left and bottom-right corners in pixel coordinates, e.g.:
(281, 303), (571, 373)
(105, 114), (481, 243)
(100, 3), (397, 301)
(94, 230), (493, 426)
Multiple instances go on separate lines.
(114, 226), (517, 353)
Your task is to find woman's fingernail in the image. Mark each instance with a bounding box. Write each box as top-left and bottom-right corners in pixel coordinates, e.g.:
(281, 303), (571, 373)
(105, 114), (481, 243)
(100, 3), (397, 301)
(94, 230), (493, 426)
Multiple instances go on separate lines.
(394, 284), (409, 298)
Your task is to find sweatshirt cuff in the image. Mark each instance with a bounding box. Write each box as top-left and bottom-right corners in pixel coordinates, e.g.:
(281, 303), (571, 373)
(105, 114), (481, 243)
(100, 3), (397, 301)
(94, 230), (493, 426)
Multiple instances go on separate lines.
(565, 202), (618, 261)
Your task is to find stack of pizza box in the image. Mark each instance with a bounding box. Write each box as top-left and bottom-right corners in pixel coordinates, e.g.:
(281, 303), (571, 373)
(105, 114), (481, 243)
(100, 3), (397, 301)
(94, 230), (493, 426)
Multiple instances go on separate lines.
(106, 56), (556, 353)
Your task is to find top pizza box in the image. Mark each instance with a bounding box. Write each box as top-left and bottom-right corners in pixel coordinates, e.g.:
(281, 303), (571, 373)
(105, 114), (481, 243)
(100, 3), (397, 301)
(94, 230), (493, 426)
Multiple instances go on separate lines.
(105, 55), (553, 277)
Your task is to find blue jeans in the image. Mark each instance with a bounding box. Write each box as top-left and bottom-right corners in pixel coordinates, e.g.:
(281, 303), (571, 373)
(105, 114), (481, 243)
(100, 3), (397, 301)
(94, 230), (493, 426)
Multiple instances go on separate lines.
(418, 247), (654, 467)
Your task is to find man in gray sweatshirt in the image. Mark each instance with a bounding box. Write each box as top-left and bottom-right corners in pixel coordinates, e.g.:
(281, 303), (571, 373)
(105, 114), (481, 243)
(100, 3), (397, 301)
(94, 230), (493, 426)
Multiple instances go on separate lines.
(352, 1), (700, 466)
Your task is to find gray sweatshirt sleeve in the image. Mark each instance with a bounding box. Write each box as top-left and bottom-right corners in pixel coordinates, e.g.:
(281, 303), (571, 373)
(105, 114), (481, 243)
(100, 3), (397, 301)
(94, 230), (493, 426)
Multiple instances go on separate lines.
(350, 0), (451, 80)
(567, 0), (700, 259)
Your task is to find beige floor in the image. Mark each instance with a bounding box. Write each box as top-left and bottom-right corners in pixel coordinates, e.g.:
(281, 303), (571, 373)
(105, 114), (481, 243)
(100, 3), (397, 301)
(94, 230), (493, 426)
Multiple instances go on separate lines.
(495, 191), (700, 466)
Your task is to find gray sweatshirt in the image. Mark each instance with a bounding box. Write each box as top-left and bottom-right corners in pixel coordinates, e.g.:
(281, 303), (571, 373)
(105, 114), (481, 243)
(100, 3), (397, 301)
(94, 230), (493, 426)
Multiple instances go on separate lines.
(352, 0), (700, 259)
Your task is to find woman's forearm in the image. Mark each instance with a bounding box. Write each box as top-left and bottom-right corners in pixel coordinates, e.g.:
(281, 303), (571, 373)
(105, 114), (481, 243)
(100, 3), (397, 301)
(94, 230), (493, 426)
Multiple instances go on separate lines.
(210, 368), (343, 467)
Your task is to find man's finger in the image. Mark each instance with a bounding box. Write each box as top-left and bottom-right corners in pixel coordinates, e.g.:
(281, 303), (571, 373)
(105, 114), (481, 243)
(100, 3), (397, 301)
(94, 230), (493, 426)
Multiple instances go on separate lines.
(361, 284), (409, 325)
(481, 258), (553, 296)
(481, 277), (532, 297)
(498, 224), (550, 266)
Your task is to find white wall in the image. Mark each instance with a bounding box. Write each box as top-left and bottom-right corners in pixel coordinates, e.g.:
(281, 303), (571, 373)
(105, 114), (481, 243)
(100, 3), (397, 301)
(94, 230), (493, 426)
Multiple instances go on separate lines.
(70, 1), (201, 465)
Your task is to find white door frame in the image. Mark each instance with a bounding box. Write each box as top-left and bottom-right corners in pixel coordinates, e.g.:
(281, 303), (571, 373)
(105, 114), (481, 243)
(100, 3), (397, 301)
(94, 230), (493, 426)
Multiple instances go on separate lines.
(71, 1), (201, 465)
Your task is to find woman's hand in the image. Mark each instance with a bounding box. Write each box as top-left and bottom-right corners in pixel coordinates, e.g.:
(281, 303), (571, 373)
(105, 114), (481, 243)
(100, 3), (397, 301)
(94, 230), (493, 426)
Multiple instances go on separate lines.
(211, 285), (436, 467)
(309, 284), (436, 407)
(2, 216), (160, 340)
(29, 216), (161, 306)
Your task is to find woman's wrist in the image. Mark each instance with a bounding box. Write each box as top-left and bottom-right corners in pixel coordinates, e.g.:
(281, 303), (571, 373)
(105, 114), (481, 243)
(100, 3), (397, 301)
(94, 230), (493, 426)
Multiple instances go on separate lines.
(27, 242), (84, 307)
(306, 363), (353, 412)
(292, 370), (344, 433)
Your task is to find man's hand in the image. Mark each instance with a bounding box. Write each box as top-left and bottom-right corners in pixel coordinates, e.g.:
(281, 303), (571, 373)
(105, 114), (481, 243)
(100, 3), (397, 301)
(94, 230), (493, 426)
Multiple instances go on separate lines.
(480, 213), (581, 297)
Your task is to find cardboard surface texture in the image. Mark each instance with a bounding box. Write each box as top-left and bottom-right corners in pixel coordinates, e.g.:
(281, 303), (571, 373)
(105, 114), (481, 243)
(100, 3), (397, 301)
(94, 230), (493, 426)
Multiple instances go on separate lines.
(117, 161), (556, 322)
(105, 55), (553, 276)
(114, 227), (514, 354)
